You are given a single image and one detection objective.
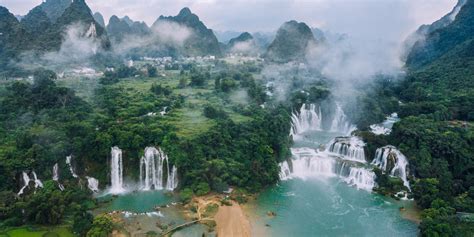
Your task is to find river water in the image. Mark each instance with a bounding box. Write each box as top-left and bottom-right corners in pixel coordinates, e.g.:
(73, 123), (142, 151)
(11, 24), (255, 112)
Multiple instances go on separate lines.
(248, 107), (418, 237)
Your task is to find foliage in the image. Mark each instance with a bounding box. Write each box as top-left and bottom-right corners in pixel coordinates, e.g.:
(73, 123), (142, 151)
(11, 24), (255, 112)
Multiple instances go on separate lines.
(86, 215), (113, 237)
(179, 188), (193, 203)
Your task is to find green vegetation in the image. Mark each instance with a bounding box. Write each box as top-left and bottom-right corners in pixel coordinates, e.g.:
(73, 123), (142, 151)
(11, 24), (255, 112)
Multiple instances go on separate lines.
(0, 61), (292, 234)
(355, 2), (474, 235)
(3, 226), (74, 237)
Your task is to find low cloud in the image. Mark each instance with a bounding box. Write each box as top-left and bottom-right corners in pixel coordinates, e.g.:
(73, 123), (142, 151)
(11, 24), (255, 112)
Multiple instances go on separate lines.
(112, 20), (193, 56)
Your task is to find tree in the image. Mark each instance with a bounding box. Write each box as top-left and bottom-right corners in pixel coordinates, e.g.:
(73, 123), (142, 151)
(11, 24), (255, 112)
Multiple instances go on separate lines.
(86, 215), (114, 237)
(147, 64), (157, 77)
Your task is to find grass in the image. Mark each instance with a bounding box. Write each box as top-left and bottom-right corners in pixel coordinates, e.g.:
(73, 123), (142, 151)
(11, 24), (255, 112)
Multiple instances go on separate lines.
(2, 226), (74, 237)
(57, 69), (253, 139)
(115, 72), (252, 138)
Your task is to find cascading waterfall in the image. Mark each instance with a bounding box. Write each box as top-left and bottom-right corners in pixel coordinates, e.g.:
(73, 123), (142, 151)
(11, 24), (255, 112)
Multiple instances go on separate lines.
(290, 103), (356, 137)
(279, 161), (291, 180)
(370, 113), (400, 135)
(326, 136), (366, 163)
(290, 103), (322, 136)
(18, 171), (43, 196)
(344, 167), (376, 191)
(110, 146), (125, 194)
(52, 163), (65, 191)
(86, 176), (99, 192)
(140, 147), (178, 191)
(330, 103), (356, 135)
(166, 166), (178, 190)
(66, 155), (78, 178)
(372, 145), (410, 190)
(282, 147), (376, 191)
(53, 163), (59, 181)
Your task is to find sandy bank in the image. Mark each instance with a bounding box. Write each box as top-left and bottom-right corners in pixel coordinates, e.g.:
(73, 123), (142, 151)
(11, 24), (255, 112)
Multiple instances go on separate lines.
(215, 201), (251, 237)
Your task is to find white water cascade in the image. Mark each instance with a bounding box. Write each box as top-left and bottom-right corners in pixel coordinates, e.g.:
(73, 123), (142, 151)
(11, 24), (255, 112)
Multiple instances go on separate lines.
(279, 161), (291, 180)
(344, 167), (376, 191)
(330, 103), (356, 135)
(290, 103), (356, 137)
(166, 165), (179, 190)
(370, 113), (400, 135)
(290, 104), (322, 137)
(282, 148), (376, 191)
(86, 176), (99, 192)
(18, 171), (43, 196)
(110, 146), (125, 194)
(371, 145), (410, 190)
(140, 147), (178, 191)
(326, 137), (366, 163)
(52, 163), (65, 191)
(66, 155), (78, 178)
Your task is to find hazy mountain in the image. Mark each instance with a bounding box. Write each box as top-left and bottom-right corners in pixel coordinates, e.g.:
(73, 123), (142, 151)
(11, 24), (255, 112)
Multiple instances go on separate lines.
(93, 12), (105, 28)
(106, 15), (150, 43)
(226, 32), (260, 55)
(122, 16), (134, 26)
(107, 15), (132, 42)
(265, 20), (316, 63)
(252, 31), (275, 49)
(153, 7), (222, 57)
(311, 27), (325, 41)
(39, 0), (72, 23)
(0, 7), (32, 68)
(406, 0), (473, 68)
(21, 6), (52, 36)
(215, 30), (243, 43)
(403, 0), (467, 61)
(53, 0), (110, 49)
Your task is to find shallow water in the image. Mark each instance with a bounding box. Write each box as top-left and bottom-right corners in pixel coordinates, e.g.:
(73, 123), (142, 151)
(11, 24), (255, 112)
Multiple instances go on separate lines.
(250, 179), (418, 237)
(251, 127), (418, 237)
(100, 191), (212, 237)
(105, 191), (175, 212)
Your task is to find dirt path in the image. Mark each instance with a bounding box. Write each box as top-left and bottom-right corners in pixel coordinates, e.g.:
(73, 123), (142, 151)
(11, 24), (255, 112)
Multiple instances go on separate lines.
(214, 201), (251, 237)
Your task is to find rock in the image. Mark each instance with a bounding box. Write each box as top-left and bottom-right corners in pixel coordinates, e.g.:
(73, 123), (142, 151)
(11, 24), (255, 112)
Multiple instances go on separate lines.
(266, 211), (276, 217)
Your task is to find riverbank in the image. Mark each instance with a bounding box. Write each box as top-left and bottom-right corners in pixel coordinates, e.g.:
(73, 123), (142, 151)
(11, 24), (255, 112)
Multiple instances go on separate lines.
(186, 194), (251, 237)
(215, 200), (251, 237)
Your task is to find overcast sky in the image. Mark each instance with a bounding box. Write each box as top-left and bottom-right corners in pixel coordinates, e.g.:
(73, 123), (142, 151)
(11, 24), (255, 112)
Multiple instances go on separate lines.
(1, 0), (457, 40)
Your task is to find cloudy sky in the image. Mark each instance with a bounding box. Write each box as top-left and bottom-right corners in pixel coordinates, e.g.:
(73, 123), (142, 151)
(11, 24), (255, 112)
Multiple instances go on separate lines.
(1, 0), (457, 40)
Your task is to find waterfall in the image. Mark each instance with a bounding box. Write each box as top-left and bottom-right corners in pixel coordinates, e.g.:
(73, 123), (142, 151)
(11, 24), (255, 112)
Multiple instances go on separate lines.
(326, 136), (366, 163)
(140, 147), (178, 191)
(290, 103), (355, 137)
(279, 161), (291, 180)
(330, 103), (356, 135)
(280, 147), (376, 191)
(52, 163), (65, 191)
(370, 113), (400, 135)
(17, 172), (30, 196)
(344, 167), (376, 191)
(290, 104), (322, 136)
(86, 176), (99, 192)
(166, 165), (179, 190)
(372, 145), (410, 190)
(110, 146), (125, 194)
(18, 171), (43, 196)
(53, 163), (59, 181)
(66, 155), (78, 178)
(31, 172), (43, 188)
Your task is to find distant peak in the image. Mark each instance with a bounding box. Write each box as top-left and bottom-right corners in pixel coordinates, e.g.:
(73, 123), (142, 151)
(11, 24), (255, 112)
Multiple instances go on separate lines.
(178, 7), (192, 16)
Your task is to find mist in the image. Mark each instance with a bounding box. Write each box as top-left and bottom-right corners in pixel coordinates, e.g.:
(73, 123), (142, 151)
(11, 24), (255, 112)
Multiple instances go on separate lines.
(112, 20), (193, 57)
(17, 23), (105, 71)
